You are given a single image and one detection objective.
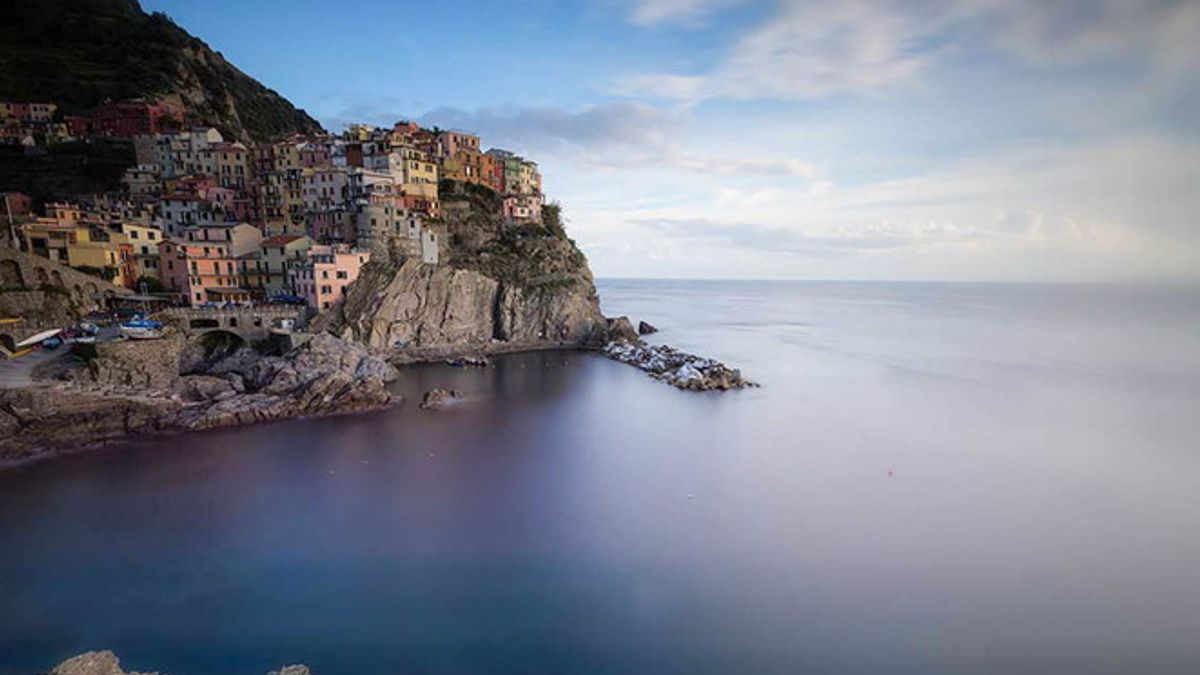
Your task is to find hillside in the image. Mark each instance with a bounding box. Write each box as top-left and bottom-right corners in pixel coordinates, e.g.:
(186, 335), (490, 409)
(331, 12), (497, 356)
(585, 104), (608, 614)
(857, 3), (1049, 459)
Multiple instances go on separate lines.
(0, 0), (323, 142)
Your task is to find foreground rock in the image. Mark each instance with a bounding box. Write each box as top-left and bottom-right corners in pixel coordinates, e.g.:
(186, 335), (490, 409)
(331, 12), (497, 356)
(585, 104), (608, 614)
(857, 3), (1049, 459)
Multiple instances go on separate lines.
(603, 340), (756, 391)
(171, 333), (399, 430)
(419, 387), (464, 410)
(47, 650), (308, 675)
(638, 320), (658, 335)
(1, 333), (398, 465)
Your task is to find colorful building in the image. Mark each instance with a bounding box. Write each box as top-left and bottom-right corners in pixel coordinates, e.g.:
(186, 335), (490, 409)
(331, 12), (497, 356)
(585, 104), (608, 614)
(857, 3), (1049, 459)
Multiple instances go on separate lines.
(288, 244), (370, 311)
(90, 99), (175, 138)
(258, 234), (313, 294)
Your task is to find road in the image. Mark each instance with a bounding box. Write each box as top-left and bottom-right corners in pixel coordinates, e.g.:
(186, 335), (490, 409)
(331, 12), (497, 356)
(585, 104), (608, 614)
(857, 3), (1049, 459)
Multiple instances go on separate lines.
(0, 345), (65, 388)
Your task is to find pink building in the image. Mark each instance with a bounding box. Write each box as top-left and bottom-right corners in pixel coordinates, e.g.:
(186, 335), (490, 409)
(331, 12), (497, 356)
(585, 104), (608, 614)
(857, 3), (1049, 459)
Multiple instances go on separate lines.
(1, 191), (32, 218)
(289, 244), (370, 311)
(436, 130), (480, 158)
(157, 239), (190, 301)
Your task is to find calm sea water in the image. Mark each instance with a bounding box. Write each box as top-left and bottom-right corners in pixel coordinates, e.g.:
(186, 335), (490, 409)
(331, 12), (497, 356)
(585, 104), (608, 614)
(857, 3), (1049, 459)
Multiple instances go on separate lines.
(2, 280), (1199, 675)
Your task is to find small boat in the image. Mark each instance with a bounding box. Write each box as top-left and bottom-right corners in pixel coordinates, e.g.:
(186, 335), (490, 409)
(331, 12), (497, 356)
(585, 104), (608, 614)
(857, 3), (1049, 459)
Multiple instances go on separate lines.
(119, 318), (164, 340)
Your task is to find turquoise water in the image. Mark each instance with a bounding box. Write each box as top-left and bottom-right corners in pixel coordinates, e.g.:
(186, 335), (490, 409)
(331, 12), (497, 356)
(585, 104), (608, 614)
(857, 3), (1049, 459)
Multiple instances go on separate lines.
(2, 281), (1199, 674)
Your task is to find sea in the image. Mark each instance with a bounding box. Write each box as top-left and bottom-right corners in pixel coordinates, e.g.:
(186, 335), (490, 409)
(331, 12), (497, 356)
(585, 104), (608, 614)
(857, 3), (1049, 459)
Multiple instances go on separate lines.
(1, 280), (1199, 675)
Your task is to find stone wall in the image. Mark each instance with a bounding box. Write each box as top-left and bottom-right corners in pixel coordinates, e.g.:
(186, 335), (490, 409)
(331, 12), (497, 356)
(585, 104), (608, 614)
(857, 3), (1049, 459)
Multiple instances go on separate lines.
(0, 245), (129, 323)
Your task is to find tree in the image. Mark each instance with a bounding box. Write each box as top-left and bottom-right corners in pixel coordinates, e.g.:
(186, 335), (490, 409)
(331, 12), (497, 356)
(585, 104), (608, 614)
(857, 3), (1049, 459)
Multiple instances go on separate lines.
(134, 275), (165, 293)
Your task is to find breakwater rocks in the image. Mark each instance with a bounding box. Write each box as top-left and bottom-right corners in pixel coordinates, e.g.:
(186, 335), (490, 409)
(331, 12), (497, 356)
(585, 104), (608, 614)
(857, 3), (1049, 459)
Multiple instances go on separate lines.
(46, 651), (311, 675)
(603, 340), (756, 391)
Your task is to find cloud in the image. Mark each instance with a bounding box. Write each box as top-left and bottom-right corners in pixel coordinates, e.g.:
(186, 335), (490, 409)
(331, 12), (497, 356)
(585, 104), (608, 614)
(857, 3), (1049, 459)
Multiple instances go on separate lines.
(616, 0), (962, 100)
(625, 0), (746, 25)
(420, 103), (673, 154)
(986, 0), (1200, 72)
(420, 103), (819, 177)
(615, 0), (1200, 102)
(569, 134), (1200, 280)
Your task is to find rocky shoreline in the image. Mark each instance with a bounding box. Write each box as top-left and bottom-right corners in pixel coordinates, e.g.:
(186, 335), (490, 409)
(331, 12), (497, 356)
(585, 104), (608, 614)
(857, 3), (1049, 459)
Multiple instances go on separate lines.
(1, 315), (754, 469)
(0, 332), (399, 468)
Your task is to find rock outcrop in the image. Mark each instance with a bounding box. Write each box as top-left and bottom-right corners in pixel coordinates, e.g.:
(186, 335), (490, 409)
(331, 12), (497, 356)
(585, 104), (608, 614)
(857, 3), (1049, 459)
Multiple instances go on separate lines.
(322, 189), (609, 356)
(638, 320), (658, 335)
(49, 651), (138, 675)
(80, 332), (188, 391)
(603, 341), (756, 391)
(0, 385), (183, 462)
(2, 333), (398, 464)
(171, 333), (399, 430)
(606, 316), (639, 343)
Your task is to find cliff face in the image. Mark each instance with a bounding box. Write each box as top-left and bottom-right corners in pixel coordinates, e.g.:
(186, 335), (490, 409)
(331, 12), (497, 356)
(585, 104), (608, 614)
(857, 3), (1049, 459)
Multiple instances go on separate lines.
(0, 0), (323, 142)
(326, 184), (608, 353)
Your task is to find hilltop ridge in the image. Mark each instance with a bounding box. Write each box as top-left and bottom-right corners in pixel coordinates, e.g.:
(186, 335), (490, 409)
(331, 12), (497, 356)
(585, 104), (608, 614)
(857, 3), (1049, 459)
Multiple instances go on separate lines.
(0, 0), (323, 142)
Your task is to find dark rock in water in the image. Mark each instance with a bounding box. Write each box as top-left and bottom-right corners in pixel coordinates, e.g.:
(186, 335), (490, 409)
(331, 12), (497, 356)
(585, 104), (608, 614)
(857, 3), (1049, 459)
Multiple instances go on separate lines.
(267, 667), (312, 675)
(446, 354), (490, 367)
(48, 650), (310, 675)
(603, 340), (757, 391)
(49, 651), (144, 675)
(606, 316), (639, 343)
(420, 388), (463, 410)
(638, 321), (658, 335)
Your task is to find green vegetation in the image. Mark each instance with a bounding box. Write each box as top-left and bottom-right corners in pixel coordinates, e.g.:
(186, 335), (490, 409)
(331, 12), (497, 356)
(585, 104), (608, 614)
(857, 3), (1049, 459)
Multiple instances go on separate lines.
(0, 141), (134, 203)
(436, 181), (591, 288)
(133, 276), (165, 293)
(0, 0), (323, 141)
(74, 265), (118, 282)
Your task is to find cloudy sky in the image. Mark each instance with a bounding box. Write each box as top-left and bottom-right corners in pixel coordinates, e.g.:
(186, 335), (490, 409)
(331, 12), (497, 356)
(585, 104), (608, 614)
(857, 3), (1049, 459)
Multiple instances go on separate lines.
(146, 0), (1200, 281)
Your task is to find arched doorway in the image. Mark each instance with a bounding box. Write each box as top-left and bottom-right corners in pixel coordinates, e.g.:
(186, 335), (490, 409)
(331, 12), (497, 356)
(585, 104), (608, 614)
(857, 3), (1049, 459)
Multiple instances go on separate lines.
(0, 260), (22, 286)
(34, 267), (48, 285)
(195, 330), (245, 361)
(0, 334), (16, 354)
(50, 270), (65, 287)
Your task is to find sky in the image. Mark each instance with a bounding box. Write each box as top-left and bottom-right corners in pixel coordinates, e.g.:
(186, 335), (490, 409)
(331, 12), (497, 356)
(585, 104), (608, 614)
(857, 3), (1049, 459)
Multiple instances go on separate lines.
(142, 0), (1200, 281)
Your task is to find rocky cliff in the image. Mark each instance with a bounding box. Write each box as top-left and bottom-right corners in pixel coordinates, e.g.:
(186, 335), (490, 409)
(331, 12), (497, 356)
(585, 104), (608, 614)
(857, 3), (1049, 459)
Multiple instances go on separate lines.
(324, 184), (609, 355)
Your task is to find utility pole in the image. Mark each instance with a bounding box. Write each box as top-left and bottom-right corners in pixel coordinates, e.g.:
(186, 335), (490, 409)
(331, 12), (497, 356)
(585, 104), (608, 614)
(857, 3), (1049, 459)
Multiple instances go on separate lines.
(3, 194), (15, 250)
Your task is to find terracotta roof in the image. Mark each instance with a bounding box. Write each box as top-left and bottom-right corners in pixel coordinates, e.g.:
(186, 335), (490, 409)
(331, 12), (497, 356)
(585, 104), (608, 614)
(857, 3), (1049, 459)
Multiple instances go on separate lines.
(262, 235), (304, 247)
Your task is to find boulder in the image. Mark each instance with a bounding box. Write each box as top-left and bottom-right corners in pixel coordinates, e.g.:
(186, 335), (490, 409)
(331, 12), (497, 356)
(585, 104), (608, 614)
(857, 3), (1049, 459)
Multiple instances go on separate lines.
(175, 374), (242, 402)
(49, 651), (141, 675)
(267, 667), (312, 675)
(420, 388), (463, 410)
(605, 316), (639, 343)
(637, 321), (658, 335)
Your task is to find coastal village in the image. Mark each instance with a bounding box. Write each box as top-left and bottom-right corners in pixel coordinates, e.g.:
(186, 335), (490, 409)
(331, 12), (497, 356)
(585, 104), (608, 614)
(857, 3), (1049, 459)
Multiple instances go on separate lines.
(0, 95), (750, 462)
(1, 97), (545, 312)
